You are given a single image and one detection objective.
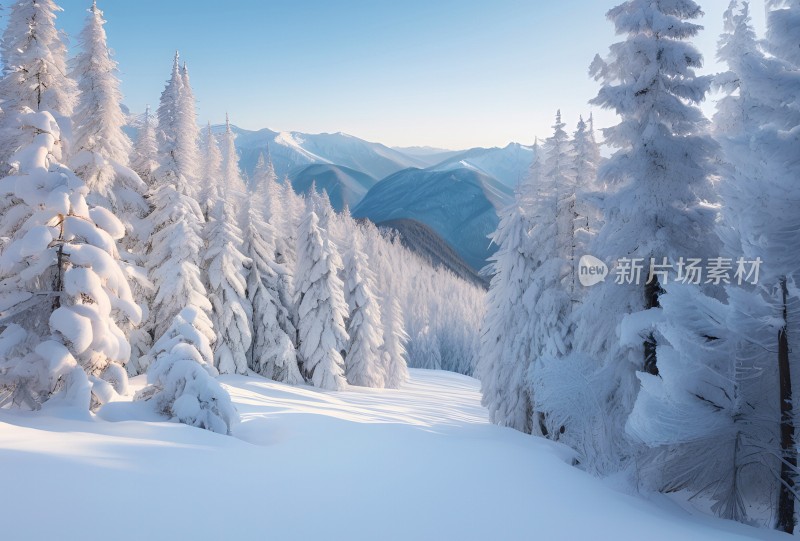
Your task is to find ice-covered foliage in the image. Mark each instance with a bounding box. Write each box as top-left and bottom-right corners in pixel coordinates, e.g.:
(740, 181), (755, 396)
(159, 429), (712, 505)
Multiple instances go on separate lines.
(138, 307), (238, 435)
(380, 296), (409, 389)
(766, 0), (800, 67)
(199, 122), (223, 216)
(356, 218), (483, 376)
(0, 110), (140, 409)
(155, 52), (199, 196)
(294, 201), (349, 390)
(0, 0), (76, 170)
(244, 162), (301, 383)
(71, 0), (147, 214)
(203, 196), (252, 375)
(130, 106), (159, 187)
(221, 115), (246, 194)
(479, 147), (548, 433)
(623, 2), (800, 529)
(343, 237), (386, 388)
(547, 0), (720, 475)
(140, 55), (209, 373)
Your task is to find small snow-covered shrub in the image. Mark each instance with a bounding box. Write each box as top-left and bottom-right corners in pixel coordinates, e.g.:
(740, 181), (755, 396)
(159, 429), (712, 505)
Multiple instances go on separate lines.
(138, 308), (238, 435)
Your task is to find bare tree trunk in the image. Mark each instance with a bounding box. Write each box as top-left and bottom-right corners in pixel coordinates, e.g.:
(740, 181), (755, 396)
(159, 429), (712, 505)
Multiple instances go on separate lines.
(777, 276), (796, 534)
(643, 277), (662, 376)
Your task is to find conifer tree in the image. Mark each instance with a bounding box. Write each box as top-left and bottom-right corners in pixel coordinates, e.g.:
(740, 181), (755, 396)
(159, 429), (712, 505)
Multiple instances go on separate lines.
(137, 307), (239, 434)
(294, 201), (349, 390)
(381, 296), (409, 389)
(143, 55), (210, 369)
(0, 109), (140, 409)
(244, 151), (301, 382)
(203, 194), (252, 375)
(130, 106), (160, 187)
(221, 114), (245, 194)
(559, 0), (719, 475)
(0, 0), (77, 170)
(243, 183), (302, 383)
(626, 2), (800, 531)
(71, 1), (145, 207)
(343, 238), (386, 388)
(199, 122), (223, 217)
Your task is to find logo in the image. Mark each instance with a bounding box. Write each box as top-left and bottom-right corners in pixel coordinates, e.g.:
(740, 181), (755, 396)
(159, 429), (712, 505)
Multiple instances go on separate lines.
(578, 255), (608, 287)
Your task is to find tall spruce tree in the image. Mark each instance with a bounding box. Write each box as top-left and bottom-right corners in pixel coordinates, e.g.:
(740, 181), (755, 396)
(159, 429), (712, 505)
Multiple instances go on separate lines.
(294, 200), (349, 390)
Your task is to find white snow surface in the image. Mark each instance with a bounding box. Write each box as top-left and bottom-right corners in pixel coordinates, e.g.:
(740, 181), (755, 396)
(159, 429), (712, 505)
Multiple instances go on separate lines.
(0, 369), (787, 541)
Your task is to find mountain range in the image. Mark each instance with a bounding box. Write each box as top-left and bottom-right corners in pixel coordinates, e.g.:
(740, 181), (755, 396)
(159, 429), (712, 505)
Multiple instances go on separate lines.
(126, 117), (532, 273)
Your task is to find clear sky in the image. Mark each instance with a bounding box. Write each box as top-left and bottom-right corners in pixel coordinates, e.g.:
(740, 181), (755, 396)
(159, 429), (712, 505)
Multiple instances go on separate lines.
(48, 0), (767, 150)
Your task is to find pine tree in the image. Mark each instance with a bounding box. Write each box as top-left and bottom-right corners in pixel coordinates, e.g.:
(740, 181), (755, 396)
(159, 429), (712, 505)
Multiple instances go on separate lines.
(176, 62), (200, 190)
(381, 296), (409, 389)
(137, 307), (239, 434)
(243, 194), (301, 383)
(479, 195), (538, 433)
(203, 195), (252, 375)
(130, 106), (159, 187)
(343, 237), (386, 388)
(244, 153), (301, 383)
(199, 122), (223, 217)
(294, 201), (348, 390)
(221, 114), (245, 194)
(143, 55), (210, 370)
(571, 114), (602, 255)
(586, 0), (718, 377)
(71, 1), (145, 206)
(0, 109), (140, 409)
(0, 0), (77, 170)
(627, 2), (800, 530)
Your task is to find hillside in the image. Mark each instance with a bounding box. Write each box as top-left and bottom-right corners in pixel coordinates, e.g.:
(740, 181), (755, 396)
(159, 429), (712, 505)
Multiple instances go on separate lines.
(0, 370), (782, 541)
(376, 218), (489, 289)
(353, 168), (513, 270)
(289, 163), (377, 211)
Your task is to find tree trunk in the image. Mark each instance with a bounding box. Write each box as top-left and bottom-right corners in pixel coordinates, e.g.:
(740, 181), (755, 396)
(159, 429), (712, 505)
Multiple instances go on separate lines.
(777, 276), (796, 534)
(643, 277), (662, 375)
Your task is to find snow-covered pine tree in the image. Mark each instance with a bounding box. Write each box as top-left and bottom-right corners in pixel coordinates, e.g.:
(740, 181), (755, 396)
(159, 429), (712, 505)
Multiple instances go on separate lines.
(176, 62), (200, 191)
(71, 1), (146, 210)
(626, 2), (800, 531)
(343, 237), (386, 388)
(130, 106), (160, 187)
(137, 306), (239, 434)
(381, 296), (409, 389)
(294, 200), (349, 390)
(0, 0), (77, 171)
(221, 114), (246, 194)
(0, 109), (141, 409)
(141, 54), (210, 373)
(522, 123), (575, 438)
(479, 195), (538, 433)
(543, 110), (577, 299)
(199, 122), (223, 217)
(69, 1), (153, 373)
(555, 0), (719, 476)
(478, 140), (547, 433)
(203, 193), (253, 376)
(244, 151), (301, 382)
(587, 0), (718, 375)
(571, 114), (602, 257)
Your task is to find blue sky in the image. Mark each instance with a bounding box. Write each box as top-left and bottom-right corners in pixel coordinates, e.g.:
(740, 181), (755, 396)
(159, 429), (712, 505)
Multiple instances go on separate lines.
(50, 0), (766, 150)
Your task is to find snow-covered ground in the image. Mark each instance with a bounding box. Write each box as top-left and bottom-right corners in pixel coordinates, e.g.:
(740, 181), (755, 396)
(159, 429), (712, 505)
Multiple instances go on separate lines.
(0, 370), (788, 540)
